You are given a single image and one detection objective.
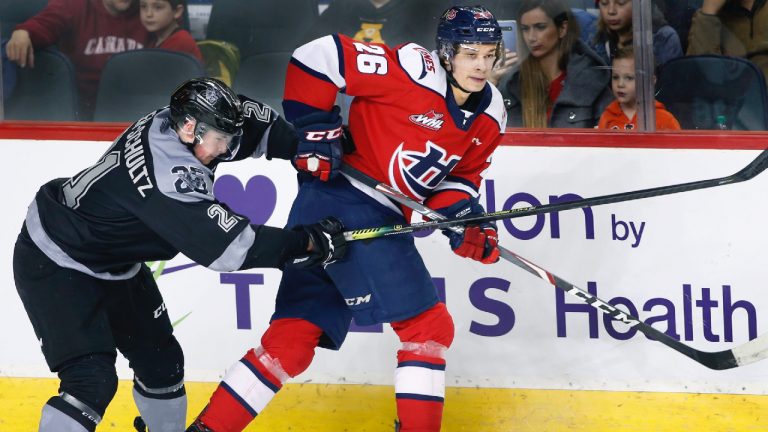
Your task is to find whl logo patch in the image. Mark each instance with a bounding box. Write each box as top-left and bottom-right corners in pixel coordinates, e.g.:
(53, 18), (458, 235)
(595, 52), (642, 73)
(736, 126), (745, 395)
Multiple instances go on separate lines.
(409, 110), (445, 131)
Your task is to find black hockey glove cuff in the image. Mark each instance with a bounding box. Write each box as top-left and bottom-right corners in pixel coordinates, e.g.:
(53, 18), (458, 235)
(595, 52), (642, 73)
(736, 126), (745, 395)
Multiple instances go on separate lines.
(287, 217), (347, 268)
(239, 225), (309, 270)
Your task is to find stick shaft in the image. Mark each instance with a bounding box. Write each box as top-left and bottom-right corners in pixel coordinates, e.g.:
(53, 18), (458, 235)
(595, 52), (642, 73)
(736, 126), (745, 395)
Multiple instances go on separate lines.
(343, 148), (768, 241)
(341, 163), (768, 370)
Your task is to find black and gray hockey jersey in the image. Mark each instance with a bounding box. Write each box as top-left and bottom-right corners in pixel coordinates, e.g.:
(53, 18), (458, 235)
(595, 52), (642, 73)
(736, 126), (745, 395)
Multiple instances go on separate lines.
(23, 97), (306, 280)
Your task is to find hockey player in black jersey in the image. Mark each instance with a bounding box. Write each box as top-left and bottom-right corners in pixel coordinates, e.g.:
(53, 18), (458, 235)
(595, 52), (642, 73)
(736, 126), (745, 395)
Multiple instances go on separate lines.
(12, 77), (346, 432)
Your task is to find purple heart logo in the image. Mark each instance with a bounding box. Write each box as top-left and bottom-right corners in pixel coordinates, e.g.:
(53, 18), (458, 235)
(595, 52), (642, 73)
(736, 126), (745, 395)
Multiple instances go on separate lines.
(213, 174), (277, 225)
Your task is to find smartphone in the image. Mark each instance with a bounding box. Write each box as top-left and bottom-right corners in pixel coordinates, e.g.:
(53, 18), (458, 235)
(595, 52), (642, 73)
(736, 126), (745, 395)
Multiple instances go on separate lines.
(497, 20), (517, 53)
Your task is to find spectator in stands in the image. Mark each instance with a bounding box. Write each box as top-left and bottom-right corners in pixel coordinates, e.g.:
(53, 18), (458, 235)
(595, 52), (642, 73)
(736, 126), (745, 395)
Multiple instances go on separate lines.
(499, 0), (613, 128)
(592, 0), (683, 68)
(458, 0), (598, 44)
(687, 0), (768, 81)
(140, 0), (202, 62)
(1, 40), (17, 103)
(5, 0), (149, 120)
(486, 0), (598, 86)
(302, 0), (447, 48)
(598, 46), (681, 129)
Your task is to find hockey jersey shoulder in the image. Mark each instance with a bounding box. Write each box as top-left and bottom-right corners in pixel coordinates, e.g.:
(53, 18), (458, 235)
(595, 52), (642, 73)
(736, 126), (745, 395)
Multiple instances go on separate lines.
(395, 43), (447, 96)
(146, 109), (216, 203)
(484, 83), (507, 132)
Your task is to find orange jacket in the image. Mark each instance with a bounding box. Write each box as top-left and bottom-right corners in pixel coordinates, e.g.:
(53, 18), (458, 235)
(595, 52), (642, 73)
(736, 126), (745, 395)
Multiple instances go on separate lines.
(598, 100), (681, 130)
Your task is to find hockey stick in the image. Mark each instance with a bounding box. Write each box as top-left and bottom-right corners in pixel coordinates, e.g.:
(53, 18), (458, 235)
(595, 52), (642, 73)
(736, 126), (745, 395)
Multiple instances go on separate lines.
(340, 163), (768, 370)
(343, 147), (768, 241)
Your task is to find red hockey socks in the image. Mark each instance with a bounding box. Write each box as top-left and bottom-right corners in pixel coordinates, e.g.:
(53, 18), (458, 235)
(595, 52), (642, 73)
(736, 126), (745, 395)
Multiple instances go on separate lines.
(195, 319), (322, 432)
(394, 348), (447, 432)
(196, 347), (285, 432)
(391, 303), (454, 432)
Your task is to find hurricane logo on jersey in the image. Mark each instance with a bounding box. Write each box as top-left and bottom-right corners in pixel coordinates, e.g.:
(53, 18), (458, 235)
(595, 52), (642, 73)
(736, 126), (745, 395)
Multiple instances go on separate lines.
(389, 141), (461, 200)
(409, 110), (445, 131)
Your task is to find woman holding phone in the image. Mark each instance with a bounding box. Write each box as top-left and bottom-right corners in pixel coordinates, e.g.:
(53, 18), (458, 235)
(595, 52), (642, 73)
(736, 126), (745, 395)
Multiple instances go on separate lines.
(497, 0), (612, 128)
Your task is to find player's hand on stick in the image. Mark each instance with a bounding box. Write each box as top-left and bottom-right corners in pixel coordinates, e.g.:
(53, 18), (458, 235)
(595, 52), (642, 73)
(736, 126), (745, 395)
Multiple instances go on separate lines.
(292, 106), (344, 181)
(437, 198), (500, 264)
(289, 217), (347, 268)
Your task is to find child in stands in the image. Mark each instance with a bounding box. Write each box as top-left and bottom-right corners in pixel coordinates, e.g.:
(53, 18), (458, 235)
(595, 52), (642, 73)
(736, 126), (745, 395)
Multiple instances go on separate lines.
(598, 46), (680, 130)
(140, 0), (202, 62)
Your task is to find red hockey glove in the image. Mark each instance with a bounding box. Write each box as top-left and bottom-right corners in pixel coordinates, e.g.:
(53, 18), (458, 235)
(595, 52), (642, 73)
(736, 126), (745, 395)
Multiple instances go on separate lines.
(436, 197), (500, 264)
(288, 217), (347, 268)
(451, 225), (500, 263)
(292, 106), (343, 181)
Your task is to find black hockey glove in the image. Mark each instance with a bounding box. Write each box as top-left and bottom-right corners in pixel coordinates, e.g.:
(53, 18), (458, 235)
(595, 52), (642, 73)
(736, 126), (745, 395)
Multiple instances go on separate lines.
(288, 217), (347, 268)
(293, 106), (344, 181)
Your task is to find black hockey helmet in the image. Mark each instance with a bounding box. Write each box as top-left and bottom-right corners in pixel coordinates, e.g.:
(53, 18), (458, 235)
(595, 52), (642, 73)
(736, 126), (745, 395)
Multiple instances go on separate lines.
(170, 77), (244, 135)
(170, 77), (244, 160)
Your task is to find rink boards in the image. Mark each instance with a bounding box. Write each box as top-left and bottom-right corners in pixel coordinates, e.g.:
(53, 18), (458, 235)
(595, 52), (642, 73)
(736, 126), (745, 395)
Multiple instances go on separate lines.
(2, 127), (768, 429)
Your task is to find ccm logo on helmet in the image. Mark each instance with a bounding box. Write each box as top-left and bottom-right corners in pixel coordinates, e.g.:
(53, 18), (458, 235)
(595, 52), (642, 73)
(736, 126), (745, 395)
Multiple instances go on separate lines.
(304, 127), (343, 141)
(477, 27), (496, 32)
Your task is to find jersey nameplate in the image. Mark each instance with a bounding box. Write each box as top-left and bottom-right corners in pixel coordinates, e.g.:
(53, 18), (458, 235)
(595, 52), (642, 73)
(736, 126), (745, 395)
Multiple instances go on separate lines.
(123, 113), (155, 198)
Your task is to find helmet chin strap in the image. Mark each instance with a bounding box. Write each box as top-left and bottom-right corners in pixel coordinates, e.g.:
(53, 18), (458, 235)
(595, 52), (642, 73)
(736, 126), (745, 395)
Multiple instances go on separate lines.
(446, 71), (474, 95)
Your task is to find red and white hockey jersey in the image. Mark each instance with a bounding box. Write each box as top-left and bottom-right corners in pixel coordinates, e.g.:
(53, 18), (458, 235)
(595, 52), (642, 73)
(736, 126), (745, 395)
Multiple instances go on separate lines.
(284, 34), (506, 208)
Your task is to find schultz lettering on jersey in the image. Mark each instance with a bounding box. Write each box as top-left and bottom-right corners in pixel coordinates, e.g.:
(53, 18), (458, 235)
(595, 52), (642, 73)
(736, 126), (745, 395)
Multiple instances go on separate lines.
(124, 112), (154, 198)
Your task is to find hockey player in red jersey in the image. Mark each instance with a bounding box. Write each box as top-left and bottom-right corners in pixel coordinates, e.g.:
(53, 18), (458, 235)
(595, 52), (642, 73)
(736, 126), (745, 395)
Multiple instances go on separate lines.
(188, 6), (506, 431)
(12, 78), (346, 432)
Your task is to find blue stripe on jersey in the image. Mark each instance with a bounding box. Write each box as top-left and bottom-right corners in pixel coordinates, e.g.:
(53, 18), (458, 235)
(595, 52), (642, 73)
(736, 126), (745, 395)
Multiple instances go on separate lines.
(290, 57), (335, 86)
(239, 359), (281, 393)
(283, 100), (324, 122)
(332, 34), (345, 79)
(221, 382), (259, 417)
(442, 175), (480, 193)
(397, 361), (446, 371)
(395, 392), (445, 403)
(444, 83), (493, 132)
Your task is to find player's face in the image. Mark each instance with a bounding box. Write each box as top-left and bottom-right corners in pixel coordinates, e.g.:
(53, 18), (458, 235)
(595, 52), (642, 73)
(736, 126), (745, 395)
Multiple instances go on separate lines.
(194, 126), (238, 165)
(520, 7), (567, 60)
(611, 57), (636, 108)
(451, 44), (498, 92)
(599, 0), (633, 34)
(140, 0), (180, 34)
(103, 0), (134, 15)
